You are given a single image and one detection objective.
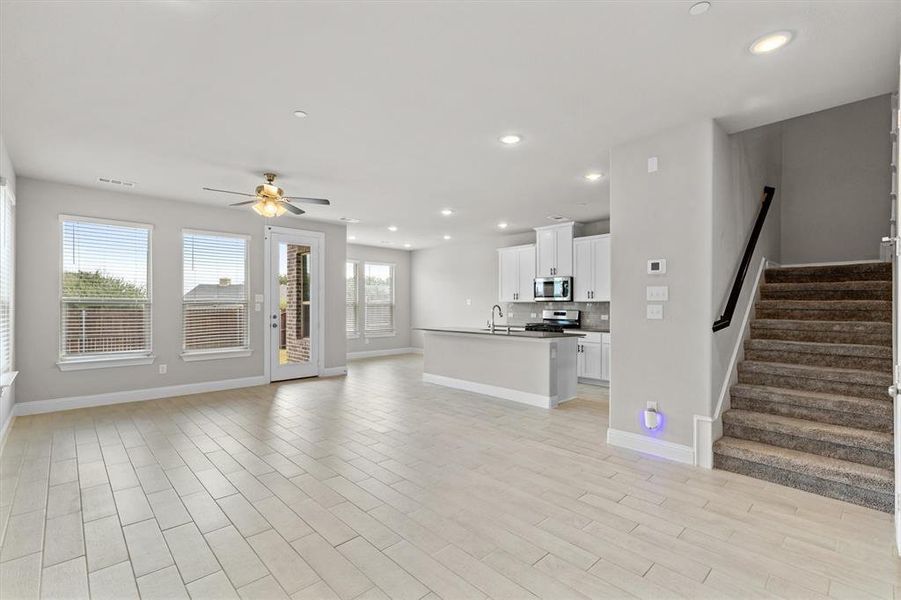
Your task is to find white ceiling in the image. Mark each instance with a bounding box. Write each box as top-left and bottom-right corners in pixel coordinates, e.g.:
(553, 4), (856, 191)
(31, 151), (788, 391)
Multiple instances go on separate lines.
(1, 1), (898, 249)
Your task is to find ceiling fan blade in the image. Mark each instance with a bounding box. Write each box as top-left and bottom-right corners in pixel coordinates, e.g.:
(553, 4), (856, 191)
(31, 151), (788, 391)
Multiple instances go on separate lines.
(283, 196), (330, 206)
(202, 187), (256, 197)
(281, 201), (305, 215)
(229, 200), (256, 206)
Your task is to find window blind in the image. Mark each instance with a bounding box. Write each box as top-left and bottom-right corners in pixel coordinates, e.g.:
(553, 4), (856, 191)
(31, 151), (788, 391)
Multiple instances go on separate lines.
(60, 218), (152, 359)
(364, 262), (395, 335)
(346, 261), (359, 338)
(182, 231), (249, 352)
(0, 186), (13, 374)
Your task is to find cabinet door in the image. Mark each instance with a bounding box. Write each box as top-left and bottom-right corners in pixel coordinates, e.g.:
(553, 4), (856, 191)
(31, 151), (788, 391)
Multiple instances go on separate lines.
(581, 342), (602, 380)
(572, 238), (593, 302)
(601, 341), (611, 381)
(536, 229), (557, 277)
(554, 226), (574, 277)
(516, 245), (536, 302)
(592, 236), (611, 301)
(498, 248), (518, 302)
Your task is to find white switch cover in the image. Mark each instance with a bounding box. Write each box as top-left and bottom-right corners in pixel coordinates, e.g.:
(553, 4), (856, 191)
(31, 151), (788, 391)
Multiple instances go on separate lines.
(254, 303), (261, 312)
(647, 304), (664, 320)
(466, 298), (472, 306)
(159, 364), (167, 375)
(647, 157), (658, 172)
(646, 286), (669, 301)
(254, 294), (264, 303)
(601, 314), (609, 320)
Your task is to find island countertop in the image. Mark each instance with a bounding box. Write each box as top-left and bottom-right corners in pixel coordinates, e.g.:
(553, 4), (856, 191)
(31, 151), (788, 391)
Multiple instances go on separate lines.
(414, 327), (584, 339)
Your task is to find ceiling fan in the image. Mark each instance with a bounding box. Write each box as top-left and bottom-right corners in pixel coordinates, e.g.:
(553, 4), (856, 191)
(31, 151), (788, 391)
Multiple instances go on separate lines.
(202, 172), (330, 217)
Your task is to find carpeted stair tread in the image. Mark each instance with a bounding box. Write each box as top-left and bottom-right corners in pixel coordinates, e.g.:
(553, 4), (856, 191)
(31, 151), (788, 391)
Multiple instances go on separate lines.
(730, 383), (893, 425)
(756, 299), (890, 311)
(765, 262), (891, 283)
(750, 319), (891, 346)
(738, 360), (891, 386)
(754, 299), (891, 322)
(744, 338), (890, 359)
(722, 409), (892, 454)
(760, 280), (890, 301)
(712, 437), (893, 494)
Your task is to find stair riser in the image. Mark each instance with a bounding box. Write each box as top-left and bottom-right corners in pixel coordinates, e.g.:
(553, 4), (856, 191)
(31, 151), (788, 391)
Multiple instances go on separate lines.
(738, 371), (886, 401)
(750, 328), (891, 346)
(755, 308), (891, 322)
(712, 454), (892, 513)
(730, 396), (893, 432)
(760, 289), (891, 301)
(743, 349), (892, 372)
(722, 422), (892, 469)
(765, 264), (891, 284)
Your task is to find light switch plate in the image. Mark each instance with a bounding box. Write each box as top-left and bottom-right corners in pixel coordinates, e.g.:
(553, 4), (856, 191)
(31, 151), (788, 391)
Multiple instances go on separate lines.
(646, 285), (669, 301)
(647, 304), (664, 320)
(648, 156), (658, 173)
(254, 294), (264, 303)
(254, 303), (261, 312)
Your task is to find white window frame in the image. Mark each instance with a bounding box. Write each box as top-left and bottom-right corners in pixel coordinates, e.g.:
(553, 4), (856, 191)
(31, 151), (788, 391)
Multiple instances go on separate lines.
(346, 260), (360, 339)
(57, 215), (155, 371)
(0, 180), (16, 390)
(180, 229), (252, 362)
(363, 261), (396, 338)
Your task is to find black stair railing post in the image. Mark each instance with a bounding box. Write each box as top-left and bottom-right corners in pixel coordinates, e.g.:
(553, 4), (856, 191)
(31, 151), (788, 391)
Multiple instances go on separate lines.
(713, 186), (776, 332)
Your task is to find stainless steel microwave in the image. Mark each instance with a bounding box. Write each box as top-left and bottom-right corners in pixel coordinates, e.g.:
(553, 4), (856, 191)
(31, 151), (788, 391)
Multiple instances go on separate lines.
(534, 276), (572, 302)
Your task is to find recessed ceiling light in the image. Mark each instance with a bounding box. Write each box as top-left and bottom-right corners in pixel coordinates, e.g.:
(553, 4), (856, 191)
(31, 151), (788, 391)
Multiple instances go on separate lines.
(440, 208), (454, 216)
(497, 222), (509, 229)
(348, 235), (356, 241)
(293, 110), (308, 118)
(403, 243), (412, 248)
(688, 1), (710, 16)
(339, 217), (361, 223)
(443, 234), (452, 240)
(388, 225), (398, 232)
(749, 31), (793, 55)
(584, 172), (603, 182)
(499, 134), (522, 145)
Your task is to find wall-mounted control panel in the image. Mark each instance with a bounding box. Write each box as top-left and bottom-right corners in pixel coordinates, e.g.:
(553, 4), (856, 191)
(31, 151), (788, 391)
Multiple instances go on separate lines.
(647, 259), (666, 274)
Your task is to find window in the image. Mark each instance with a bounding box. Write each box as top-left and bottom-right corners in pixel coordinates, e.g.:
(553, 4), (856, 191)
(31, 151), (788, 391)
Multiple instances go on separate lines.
(60, 217), (152, 362)
(0, 183), (14, 376)
(182, 231), (249, 355)
(346, 261), (359, 338)
(364, 262), (395, 336)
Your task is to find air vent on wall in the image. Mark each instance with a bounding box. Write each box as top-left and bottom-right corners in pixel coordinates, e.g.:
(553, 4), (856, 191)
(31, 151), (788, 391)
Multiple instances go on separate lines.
(546, 214), (570, 222)
(97, 177), (136, 188)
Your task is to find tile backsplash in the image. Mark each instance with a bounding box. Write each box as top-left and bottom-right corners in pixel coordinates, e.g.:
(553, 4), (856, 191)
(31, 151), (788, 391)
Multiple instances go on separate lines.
(505, 301), (610, 331)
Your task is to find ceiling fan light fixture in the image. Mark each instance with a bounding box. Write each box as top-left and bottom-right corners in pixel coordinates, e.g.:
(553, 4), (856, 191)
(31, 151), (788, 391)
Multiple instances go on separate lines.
(252, 198), (284, 218)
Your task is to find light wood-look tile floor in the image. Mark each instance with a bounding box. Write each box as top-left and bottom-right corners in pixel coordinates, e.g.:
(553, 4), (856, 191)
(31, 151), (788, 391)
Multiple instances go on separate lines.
(1, 354), (898, 599)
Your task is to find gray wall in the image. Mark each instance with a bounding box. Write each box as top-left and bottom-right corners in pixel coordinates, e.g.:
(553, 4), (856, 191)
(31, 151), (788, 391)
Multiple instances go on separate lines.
(346, 244), (412, 353)
(410, 220), (610, 348)
(609, 120), (715, 447)
(780, 94), (891, 264)
(0, 135), (15, 432)
(15, 177), (346, 403)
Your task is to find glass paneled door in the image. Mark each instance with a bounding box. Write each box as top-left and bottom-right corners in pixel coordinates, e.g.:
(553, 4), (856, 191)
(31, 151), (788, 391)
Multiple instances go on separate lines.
(269, 229), (321, 381)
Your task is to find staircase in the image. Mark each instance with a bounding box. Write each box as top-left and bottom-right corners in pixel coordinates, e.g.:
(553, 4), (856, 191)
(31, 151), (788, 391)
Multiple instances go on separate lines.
(713, 262), (894, 512)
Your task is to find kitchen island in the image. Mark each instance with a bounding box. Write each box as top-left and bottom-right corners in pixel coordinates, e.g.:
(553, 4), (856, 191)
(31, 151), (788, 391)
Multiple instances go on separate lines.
(415, 327), (582, 408)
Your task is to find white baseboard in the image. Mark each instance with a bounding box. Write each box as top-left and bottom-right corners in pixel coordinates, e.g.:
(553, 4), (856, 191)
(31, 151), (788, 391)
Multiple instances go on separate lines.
(0, 412), (14, 453)
(347, 347), (418, 360)
(606, 427), (695, 465)
(410, 347), (423, 355)
(15, 375), (268, 416)
(320, 366), (348, 377)
(422, 372), (557, 409)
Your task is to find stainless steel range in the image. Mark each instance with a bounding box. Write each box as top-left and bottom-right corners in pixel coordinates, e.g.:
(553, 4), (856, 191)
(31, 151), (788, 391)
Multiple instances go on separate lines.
(524, 309), (581, 333)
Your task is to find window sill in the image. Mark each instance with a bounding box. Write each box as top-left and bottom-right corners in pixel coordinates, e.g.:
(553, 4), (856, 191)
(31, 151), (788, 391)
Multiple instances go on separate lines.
(180, 349), (253, 362)
(365, 331), (397, 339)
(57, 355), (156, 372)
(0, 371), (18, 392)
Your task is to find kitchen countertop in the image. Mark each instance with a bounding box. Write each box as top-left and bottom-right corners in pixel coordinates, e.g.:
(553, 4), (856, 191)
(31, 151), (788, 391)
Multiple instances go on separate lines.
(415, 327), (584, 339)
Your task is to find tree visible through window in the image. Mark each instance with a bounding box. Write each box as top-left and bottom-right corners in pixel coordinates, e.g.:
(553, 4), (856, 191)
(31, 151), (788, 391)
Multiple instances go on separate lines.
(364, 263), (394, 336)
(60, 218), (152, 359)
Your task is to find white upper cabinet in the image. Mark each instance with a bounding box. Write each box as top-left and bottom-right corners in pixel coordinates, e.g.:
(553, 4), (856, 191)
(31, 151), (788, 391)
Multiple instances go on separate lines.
(497, 244), (535, 303)
(534, 222), (579, 277)
(572, 234), (611, 302)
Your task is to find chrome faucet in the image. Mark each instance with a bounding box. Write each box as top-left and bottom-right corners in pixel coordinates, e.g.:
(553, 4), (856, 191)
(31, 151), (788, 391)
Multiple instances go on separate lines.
(489, 304), (504, 333)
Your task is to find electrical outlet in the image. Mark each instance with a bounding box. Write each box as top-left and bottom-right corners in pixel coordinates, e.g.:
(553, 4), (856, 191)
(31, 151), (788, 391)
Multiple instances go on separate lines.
(647, 400), (658, 411)
(254, 303), (261, 312)
(159, 364), (167, 375)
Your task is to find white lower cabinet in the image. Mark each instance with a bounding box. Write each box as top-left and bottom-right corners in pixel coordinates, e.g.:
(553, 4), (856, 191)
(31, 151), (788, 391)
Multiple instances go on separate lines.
(572, 331), (609, 384)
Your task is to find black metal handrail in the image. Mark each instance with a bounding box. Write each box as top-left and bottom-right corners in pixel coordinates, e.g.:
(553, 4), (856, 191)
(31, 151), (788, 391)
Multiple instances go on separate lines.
(712, 186), (776, 332)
